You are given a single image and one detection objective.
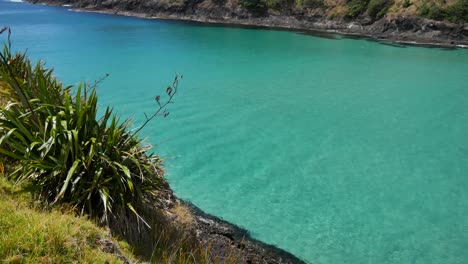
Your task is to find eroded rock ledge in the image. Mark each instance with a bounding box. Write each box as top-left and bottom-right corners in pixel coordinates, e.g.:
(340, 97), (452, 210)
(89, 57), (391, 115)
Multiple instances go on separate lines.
(182, 201), (307, 264)
(157, 184), (306, 263)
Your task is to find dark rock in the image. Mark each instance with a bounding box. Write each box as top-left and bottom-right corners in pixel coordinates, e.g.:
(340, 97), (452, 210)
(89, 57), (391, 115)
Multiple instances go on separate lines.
(183, 201), (307, 264)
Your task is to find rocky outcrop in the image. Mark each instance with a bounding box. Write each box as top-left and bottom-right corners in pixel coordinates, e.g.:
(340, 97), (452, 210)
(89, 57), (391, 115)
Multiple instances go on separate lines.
(183, 201), (307, 264)
(105, 176), (305, 263)
(29, 0), (468, 47)
(155, 182), (306, 263)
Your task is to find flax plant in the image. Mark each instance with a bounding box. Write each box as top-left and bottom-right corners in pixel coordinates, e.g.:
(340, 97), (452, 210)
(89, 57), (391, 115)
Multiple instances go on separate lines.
(0, 27), (169, 224)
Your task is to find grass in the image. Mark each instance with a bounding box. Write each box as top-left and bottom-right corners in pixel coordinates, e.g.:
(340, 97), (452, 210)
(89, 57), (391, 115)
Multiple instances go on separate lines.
(0, 177), (136, 263)
(0, 174), (236, 263)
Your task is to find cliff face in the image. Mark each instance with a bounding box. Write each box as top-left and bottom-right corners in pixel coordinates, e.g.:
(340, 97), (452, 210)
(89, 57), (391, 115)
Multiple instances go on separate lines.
(30, 0), (468, 46)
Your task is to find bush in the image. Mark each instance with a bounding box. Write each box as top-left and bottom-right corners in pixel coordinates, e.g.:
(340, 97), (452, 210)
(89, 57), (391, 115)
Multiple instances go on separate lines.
(418, 2), (446, 20)
(266, 0), (279, 9)
(296, 0), (324, 8)
(0, 27), (176, 225)
(445, 0), (468, 23)
(418, 0), (467, 23)
(345, 0), (369, 18)
(240, 0), (268, 14)
(367, 0), (393, 19)
(345, 0), (393, 19)
(402, 0), (411, 8)
(266, 0), (295, 10)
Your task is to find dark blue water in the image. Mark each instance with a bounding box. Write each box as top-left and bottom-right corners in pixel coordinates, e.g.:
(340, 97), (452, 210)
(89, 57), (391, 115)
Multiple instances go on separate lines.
(2, 1), (468, 263)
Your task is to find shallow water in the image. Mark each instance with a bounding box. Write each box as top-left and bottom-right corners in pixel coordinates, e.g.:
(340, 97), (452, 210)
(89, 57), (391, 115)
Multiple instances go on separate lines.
(2, 1), (468, 263)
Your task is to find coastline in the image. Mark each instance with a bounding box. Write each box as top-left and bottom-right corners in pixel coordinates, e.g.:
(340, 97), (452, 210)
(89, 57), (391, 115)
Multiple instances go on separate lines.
(181, 200), (308, 264)
(156, 181), (307, 263)
(75, 8), (468, 48)
(29, 0), (468, 48)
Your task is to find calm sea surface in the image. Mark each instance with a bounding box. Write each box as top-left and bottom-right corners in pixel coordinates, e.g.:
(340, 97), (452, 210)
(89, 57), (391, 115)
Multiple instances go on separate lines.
(2, 1), (468, 262)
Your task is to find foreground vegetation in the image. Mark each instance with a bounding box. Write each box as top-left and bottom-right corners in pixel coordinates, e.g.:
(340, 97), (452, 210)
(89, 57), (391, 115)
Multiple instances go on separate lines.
(0, 177), (135, 263)
(0, 28), (234, 263)
(0, 26), (167, 223)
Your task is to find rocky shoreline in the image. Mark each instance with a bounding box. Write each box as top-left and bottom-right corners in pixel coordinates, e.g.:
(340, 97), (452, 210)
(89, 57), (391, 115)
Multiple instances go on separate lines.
(182, 201), (307, 263)
(155, 181), (306, 263)
(28, 0), (468, 48)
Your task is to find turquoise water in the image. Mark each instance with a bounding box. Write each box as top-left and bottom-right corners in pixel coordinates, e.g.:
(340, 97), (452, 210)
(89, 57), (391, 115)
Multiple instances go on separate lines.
(3, 1), (468, 263)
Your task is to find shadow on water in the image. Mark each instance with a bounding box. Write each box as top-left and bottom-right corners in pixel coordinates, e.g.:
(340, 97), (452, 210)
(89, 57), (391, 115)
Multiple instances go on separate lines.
(180, 19), (338, 41)
(295, 31), (338, 40)
(185, 19), (462, 50)
(339, 33), (461, 50)
(374, 41), (408, 48)
(391, 41), (458, 50)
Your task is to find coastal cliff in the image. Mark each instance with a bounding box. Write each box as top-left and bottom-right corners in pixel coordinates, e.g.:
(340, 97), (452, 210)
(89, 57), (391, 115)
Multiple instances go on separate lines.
(29, 0), (468, 46)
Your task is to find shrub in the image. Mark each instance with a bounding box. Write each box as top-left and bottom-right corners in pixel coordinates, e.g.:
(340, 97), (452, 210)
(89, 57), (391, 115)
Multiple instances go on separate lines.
(402, 0), (411, 8)
(418, 2), (446, 20)
(367, 0), (393, 19)
(296, 0), (324, 8)
(444, 0), (468, 23)
(418, 0), (467, 23)
(266, 0), (295, 10)
(345, 0), (370, 18)
(0, 27), (177, 225)
(240, 0), (268, 15)
(266, 0), (280, 9)
(345, 0), (393, 19)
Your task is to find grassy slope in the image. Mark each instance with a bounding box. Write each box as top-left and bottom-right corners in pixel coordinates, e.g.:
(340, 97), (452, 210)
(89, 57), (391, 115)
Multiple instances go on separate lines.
(0, 177), (136, 264)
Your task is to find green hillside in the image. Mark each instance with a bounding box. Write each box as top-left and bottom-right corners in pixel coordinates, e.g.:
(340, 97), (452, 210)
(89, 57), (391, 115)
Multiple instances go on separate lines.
(239, 0), (468, 22)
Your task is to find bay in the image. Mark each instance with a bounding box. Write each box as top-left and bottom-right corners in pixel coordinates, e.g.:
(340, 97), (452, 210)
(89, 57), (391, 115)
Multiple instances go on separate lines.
(2, 1), (468, 263)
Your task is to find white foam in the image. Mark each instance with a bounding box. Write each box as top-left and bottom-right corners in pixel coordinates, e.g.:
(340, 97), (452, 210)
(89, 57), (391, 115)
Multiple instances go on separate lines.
(7, 0), (24, 2)
(62, 4), (71, 6)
